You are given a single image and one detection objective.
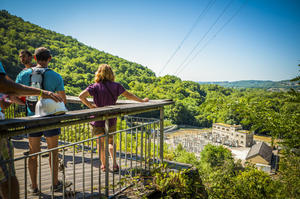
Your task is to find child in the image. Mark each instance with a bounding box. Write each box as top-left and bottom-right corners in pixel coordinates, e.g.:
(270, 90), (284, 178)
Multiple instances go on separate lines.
(79, 64), (148, 172)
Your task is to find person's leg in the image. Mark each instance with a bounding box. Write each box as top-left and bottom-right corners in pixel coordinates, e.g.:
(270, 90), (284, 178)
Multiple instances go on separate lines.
(92, 126), (106, 169)
(108, 136), (118, 167)
(28, 136), (41, 189)
(45, 135), (59, 186)
(0, 176), (19, 199)
(108, 126), (118, 169)
(96, 135), (105, 168)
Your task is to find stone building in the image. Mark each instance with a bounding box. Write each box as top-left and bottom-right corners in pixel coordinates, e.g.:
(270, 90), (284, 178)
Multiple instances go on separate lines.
(246, 142), (273, 173)
(211, 123), (254, 147)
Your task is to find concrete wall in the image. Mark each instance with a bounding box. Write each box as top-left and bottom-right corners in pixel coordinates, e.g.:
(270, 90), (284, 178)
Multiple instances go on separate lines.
(212, 123), (253, 147)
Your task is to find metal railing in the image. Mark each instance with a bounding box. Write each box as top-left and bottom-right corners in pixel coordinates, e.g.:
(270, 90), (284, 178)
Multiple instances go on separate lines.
(0, 99), (173, 198)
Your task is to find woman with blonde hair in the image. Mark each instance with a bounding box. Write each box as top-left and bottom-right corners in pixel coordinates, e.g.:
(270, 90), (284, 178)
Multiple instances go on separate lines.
(79, 64), (148, 172)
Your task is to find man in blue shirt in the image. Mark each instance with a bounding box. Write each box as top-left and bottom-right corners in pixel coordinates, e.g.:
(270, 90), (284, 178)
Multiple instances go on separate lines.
(15, 47), (69, 194)
(16, 49), (66, 115)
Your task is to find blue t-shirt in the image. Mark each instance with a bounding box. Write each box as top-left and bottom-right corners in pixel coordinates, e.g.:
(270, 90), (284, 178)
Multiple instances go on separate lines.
(0, 62), (6, 113)
(0, 62), (6, 75)
(16, 67), (65, 116)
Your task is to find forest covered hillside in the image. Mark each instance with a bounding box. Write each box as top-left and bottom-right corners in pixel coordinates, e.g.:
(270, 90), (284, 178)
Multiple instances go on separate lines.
(0, 10), (206, 126)
(0, 10), (155, 95)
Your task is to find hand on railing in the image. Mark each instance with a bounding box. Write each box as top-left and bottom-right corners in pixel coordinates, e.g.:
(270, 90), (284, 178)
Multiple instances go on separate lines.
(89, 104), (97, 108)
(41, 90), (63, 102)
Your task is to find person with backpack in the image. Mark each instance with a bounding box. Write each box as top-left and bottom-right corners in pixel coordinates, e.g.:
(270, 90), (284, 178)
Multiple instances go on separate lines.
(0, 61), (63, 199)
(15, 47), (70, 195)
(79, 64), (149, 172)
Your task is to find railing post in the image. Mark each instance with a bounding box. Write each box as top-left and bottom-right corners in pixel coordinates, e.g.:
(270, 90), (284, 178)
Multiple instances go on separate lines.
(105, 119), (109, 197)
(159, 107), (164, 163)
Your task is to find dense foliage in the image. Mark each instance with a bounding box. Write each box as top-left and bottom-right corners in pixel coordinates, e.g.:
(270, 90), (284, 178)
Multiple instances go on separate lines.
(0, 10), (155, 95)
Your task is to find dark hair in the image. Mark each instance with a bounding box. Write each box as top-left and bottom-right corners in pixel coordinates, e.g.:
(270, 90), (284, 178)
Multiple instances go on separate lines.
(34, 47), (51, 61)
(20, 50), (32, 57)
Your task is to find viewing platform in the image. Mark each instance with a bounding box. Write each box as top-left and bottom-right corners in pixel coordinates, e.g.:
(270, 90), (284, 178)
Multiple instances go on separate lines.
(0, 98), (174, 198)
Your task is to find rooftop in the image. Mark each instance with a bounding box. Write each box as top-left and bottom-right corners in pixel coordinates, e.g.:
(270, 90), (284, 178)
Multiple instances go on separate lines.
(214, 123), (242, 128)
(237, 130), (252, 134)
(246, 142), (273, 164)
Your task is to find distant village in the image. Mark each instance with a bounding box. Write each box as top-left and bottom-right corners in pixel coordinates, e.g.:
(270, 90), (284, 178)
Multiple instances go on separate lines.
(166, 123), (279, 174)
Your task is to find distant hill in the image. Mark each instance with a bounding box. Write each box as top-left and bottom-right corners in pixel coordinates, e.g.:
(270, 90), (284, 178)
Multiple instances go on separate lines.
(197, 80), (299, 90)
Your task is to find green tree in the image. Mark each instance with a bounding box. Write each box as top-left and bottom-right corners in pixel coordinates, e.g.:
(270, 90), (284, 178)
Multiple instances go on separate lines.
(233, 167), (278, 199)
(199, 144), (233, 177)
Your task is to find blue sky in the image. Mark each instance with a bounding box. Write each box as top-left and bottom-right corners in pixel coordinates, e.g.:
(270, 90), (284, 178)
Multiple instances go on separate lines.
(1, 0), (299, 81)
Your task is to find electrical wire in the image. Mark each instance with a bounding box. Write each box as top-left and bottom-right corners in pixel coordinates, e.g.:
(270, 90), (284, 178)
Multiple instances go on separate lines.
(176, 0), (248, 75)
(173, 0), (235, 76)
(158, 0), (216, 76)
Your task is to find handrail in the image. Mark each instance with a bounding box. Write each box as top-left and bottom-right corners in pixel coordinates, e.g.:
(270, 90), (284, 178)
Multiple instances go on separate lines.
(66, 95), (153, 105)
(0, 99), (174, 138)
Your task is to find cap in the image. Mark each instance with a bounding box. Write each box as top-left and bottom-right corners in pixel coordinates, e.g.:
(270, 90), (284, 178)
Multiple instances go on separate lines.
(33, 98), (68, 117)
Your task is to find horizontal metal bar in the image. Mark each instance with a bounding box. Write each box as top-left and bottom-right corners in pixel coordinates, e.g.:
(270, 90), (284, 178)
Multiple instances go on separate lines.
(1, 115), (108, 138)
(0, 104), (168, 138)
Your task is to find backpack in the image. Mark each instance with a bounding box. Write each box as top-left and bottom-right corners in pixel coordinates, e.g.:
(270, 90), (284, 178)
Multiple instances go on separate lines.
(26, 67), (50, 113)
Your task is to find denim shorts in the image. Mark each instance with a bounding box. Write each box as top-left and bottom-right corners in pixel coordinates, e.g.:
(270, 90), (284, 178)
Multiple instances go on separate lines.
(28, 128), (61, 137)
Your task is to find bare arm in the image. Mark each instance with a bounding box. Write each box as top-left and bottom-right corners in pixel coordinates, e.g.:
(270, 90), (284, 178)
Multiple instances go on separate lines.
(79, 89), (97, 109)
(0, 75), (63, 102)
(121, 91), (149, 102)
(0, 75), (38, 95)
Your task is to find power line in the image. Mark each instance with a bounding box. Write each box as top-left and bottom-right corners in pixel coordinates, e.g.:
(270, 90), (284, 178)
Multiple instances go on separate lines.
(158, 0), (216, 76)
(173, 0), (235, 76)
(176, 0), (248, 75)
